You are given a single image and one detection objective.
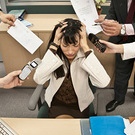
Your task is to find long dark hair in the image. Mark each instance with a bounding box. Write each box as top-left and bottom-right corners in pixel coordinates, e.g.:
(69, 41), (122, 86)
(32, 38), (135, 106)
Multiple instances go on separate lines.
(47, 18), (82, 79)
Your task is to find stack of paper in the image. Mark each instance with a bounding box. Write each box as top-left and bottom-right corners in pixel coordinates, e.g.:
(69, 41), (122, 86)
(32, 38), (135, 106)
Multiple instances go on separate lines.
(124, 120), (135, 135)
(8, 9), (26, 20)
(8, 9), (33, 27)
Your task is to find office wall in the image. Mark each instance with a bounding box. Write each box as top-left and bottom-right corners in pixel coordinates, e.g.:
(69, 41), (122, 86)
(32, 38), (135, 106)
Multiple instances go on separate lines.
(6, 1), (110, 14)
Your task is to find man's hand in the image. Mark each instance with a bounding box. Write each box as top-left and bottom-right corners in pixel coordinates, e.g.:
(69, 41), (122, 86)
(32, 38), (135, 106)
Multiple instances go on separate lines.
(0, 11), (15, 26)
(0, 70), (24, 89)
(101, 20), (122, 36)
(95, 16), (104, 23)
(98, 40), (124, 54)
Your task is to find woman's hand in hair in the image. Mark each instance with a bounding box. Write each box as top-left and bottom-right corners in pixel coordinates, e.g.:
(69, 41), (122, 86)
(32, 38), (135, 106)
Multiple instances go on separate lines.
(80, 23), (90, 53)
(53, 22), (67, 45)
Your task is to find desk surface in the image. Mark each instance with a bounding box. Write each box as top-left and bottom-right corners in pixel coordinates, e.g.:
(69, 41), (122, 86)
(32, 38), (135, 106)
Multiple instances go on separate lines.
(1, 118), (81, 135)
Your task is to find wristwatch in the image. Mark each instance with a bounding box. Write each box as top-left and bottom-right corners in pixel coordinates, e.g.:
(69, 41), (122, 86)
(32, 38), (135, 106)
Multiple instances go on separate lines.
(120, 24), (126, 35)
(50, 42), (59, 49)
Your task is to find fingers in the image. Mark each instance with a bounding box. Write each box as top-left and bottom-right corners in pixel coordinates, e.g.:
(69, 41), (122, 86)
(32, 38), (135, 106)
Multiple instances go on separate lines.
(5, 14), (15, 26)
(101, 20), (121, 36)
(99, 39), (110, 46)
(59, 22), (68, 32)
(102, 20), (117, 26)
(8, 15), (15, 26)
(94, 45), (101, 53)
(6, 20), (15, 26)
(10, 15), (16, 22)
(95, 16), (104, 23)
(81, 23), (86, 30)
(9, 70), (22, 78)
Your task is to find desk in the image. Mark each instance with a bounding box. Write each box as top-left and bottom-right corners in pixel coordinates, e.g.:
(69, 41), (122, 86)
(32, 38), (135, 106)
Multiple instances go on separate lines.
(129, 117), (135, 123)
(0, 14), (134, 87)
(1, 118), (81, 135)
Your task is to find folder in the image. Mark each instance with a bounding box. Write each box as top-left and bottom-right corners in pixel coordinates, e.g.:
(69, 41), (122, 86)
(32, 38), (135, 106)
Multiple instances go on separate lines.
(8, 9), (26, 20)
(89, 116), (126, 135)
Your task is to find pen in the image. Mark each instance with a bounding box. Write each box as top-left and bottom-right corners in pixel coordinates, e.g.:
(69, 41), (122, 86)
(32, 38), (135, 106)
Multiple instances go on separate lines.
(92, 23), (102, 26)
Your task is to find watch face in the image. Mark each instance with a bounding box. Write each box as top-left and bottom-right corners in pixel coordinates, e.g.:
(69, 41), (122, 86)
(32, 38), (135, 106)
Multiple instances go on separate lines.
(121, 25), (126, 35)
(121, 29), (125, 35)
(30, 61), (38, 68)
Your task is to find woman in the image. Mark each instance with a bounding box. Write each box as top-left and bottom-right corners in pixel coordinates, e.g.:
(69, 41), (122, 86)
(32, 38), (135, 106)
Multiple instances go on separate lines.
(34, 18), (110, 118)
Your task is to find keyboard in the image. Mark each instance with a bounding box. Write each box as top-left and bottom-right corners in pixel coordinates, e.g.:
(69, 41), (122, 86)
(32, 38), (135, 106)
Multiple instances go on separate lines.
(0, 119), (18, 135)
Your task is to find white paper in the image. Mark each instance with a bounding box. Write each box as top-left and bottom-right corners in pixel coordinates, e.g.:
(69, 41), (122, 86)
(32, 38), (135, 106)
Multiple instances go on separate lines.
(123, 118), (130, 128)
(7, 19), (43, 54)
(124, 120), (135, 135)
(70, 0), (103, 34)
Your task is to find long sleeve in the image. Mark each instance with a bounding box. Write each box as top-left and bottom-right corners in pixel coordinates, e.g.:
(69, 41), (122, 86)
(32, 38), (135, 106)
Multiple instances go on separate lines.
(121, 42), (135, 60)
(80, 51), (110, 88)
(33, 50), (63, 84)
(105, 0), (117, 20)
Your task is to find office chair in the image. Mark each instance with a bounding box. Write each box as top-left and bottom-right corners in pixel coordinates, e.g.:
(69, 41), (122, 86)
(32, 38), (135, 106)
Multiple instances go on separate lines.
(28, 79), (97, 118)
(134, 73), (135, 96)
(28, 84), (49, 118)
(28, 85), (45, 111)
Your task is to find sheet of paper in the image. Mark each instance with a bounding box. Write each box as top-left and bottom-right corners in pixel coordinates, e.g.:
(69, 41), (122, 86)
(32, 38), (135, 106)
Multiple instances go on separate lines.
(124, 120), (135, 135)
(70, 0), (103, 34)
(7, 19), (43, 54)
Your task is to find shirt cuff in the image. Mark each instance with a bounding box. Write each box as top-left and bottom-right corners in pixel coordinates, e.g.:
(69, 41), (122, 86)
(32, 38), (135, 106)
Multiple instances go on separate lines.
(121, 42), (135, 60)
(125, 24), (135, 35)
(84, 50), (92, 58)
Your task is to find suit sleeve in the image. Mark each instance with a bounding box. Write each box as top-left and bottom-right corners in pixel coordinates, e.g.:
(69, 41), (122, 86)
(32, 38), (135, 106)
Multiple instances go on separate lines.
(105, 0), (117, 20)
(132, 23), (135, 32)
(33, 50), (63, 84)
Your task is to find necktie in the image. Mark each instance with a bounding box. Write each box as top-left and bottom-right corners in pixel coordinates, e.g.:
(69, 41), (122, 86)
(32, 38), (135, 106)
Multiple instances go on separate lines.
(123, 0), (135, 41)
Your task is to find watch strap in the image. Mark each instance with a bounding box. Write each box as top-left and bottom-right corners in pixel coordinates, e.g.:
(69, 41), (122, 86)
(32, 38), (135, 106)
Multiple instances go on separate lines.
(121, 24), (126, 35)
(50, 42), (59, 48)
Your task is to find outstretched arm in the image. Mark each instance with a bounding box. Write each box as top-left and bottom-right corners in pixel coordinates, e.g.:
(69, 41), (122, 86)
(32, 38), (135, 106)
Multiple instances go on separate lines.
(0, 10), (15, 26)
(0, 70), (24, 89)
(99, 40), (124, 54)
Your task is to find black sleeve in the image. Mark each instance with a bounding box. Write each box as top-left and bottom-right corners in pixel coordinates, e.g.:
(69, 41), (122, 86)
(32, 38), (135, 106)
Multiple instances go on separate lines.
(0, 9), (2, 11)
(105, 0), (117, 20)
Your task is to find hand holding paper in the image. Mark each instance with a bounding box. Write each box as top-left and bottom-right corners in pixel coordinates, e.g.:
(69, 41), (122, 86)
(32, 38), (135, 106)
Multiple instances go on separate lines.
(70, 0), (103, 34)
(7, 19), (43, 54)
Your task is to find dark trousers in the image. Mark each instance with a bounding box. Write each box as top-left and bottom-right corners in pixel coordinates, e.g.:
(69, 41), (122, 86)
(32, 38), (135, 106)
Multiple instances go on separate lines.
(114, 53), (134, 101)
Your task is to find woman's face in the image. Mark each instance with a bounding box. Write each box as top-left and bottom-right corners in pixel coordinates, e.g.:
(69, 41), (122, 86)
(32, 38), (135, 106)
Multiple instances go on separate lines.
(60, 35), (80, 61)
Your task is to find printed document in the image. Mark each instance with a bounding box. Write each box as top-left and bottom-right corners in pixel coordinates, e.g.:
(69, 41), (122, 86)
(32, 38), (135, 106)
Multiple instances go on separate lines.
(70, 0), (103, 34)
(124, 120), (135, 135)
(7, 19), (43, 54)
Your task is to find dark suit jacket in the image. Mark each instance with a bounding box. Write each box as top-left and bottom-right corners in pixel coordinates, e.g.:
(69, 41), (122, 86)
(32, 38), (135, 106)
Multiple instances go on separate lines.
(105, 0), (135, 44)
